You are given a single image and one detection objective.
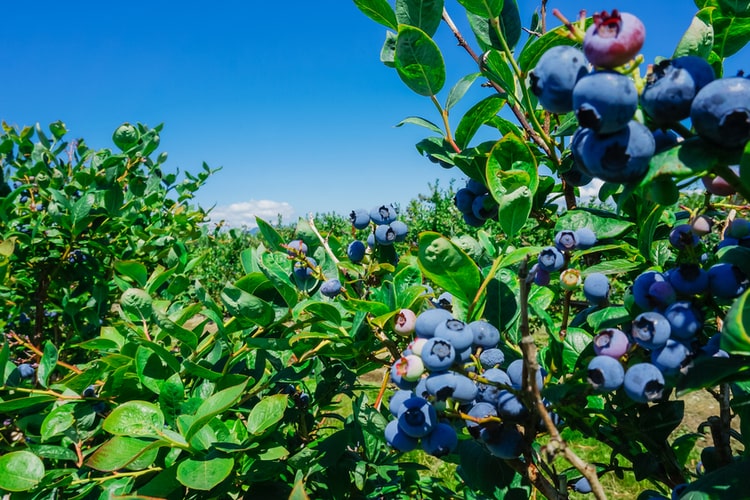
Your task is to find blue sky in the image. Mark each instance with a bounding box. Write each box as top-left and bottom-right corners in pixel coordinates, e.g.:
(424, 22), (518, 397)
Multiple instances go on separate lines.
(0, 1), (735, 228)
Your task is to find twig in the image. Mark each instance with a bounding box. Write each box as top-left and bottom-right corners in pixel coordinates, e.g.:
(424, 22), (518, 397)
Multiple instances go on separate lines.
(9, 332), (82, 374)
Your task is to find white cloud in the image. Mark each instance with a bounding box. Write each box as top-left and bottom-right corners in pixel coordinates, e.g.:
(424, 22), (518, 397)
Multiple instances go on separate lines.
(579, 178), (605, 201)
(207, 199), (295, 229)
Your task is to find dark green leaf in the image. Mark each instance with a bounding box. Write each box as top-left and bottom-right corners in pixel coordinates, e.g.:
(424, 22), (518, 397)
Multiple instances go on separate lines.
(712, 11), (750, 57)
(221, 284), (274, 326)
(418, 232), (481, 314)
(396, 0), (444, 36)
(103, 401), (165, 436)
(487, 133), (538, 193)
(86, 436), (165, 472)
(639, 401), (684, 443)
(176, 456), (234, 491)
(640, 137), (742, 186)
(496, 185), (532, 238)
(37, 341), (58, 389)
(455, 95), (506, 150)
(518, 26), (578, 72)
(353, 0), (398, 30)
(457, 0), (504, 18)
(247, 394), (289, 435)
(555, 209), (634, 240)
(481, 49), (515, 97)
(186, 379), (249, 441)
(395, 116), (444, 135)
(256, 217), (285, 253)
(41, 404), (75, 442)
(394, 25), (446, 96)
(446, 73), (481, 111)
(114, 261), (149, 288)
(0, 451), (45, 492)
(721, 290), (750, 355)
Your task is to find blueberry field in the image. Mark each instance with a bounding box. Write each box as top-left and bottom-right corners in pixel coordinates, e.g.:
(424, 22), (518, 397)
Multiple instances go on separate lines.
(4, 1), (750, 498)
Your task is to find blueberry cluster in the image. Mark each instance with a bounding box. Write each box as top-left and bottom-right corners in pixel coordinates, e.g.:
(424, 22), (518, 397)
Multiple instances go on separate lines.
(347, 204), (408, 264)
(585, 216), (750, 403)
(530, 228), (600, 299)
(453, 179), (496, 227)
(384, 307), (540, 459)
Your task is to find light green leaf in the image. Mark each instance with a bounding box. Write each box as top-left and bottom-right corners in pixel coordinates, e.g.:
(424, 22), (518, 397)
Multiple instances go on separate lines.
(395, 116), (444, 135)
(114, 260), (149, 287)
(176, 456), (234, 491)
(457, 0), (503, 18)
(247, 394), (289, 435)
(455, 94), (506, 150)
(417, 232), (481, 312)
(221, 283), (274, 326)
(37, 341), (58, 389)
(103, 401), (165, 436)
(673, 8), (715, 58)
(86, 436), (165, 472)
(185, 379), (249, 441)
(446, 73), (481, 111)
(396, 0), (444, 36)
(353, 0), (398, 30)
(0, 451), (45, 492)
(41, 404), (75, 442)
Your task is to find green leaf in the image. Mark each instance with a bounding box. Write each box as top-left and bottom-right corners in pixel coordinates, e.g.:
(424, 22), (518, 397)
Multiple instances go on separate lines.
(639, 204), (666, 264)
(481, 49), (515, 97)
(247, 394), (289, 435)
(721, 289), (750, 355)
(395, 116), (444, 135)
(586, 306), (630, 331)
(487, 133), (538, 193)
(673, 8), (715, 58)
(561, 328), (592, 372)
(255, 217), (285, 253)
(114, 261), (149, 288)
(712, 11), (750, 57)
(36, 341), (58, 389)
(455, 94), (506, 150)
(555, 209), (634, 240)
(496, 185), (532, 238)
(678, 456), (750, 499)
(417, 232), (481, 311)
(498, 0), (521, 50)
(457, 0), (503, 18)
(395, 0), (444, 36)
(71, 193), (95, 237)
(0, 395), (57, 412)
(176, 456), (234, 491)
(41, 404), (75, 442)
(103, 401), (165, 436)
(221, 283), (274, 326)
(353, 0), (398, 30)
(259, 251), (299, 308)
(86, 436), (165, 472)
(380, 30), (397, 67)
(718, 245), (750, 278)
(677, 355), (750, 395)
(0, 451), (45, 492)
(135, 345), (172, 395)
(639, 401), (684, 443)
(294, 301), (342, 324)
(394, 25), (446, 96)
(640, 137), (742, 186)
(518, 26), (578, 72)
(583, 259), (641, 276)
(185, 379), (249, 441)
(446, 73), (481, 111)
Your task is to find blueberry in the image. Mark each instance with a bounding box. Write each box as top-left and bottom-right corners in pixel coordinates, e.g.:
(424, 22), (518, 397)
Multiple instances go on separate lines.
(479, 348), (505, 369)
(573, 71), (638, 134)
(349, 208), (370, 229)
(554, 229), (578, 251)
(434, 318), (474, 351)
(369, 204), (398, 225)
(421, 422), (458, 457)
(691, 77), (750, 148)
(583, 10), (645, 69)
(414, 308), (453, 338)
(631, 311), (672, 350)
(293, 257), (317, 282)
(374, 224), (396, 246)
(17, 363), (35, 379)
(669, 224), (700, 249)
(385, 419), (419, 452)
(451, 373), (479, 403)
(405, 337), (428, 357)
(574, 477), (593, 494)
(286, 239), (308, 256)
(579, 120), (655, 184)
(469, 320), (501, 349)
(574, 227), (597, 249)
(347, 240), (366, 263)
(727, 218), (750, 239)
(421, 337), (457, 371)
(471, 194), (498, 221)
(632, 271), (675, 310)
(476, 368), (511, 405)
(642, 56), (715, 124)
(653, 128), (680, 153)
(587, 355), (625, 392)
(424, 371), (477, 403)
(668, 263), (708, 296)
(651, 339), (691, 375)
(390, 220), (408, 242)
(507, 359), (544, 390)
(702, 165), (740, 196)
(562, 162), (594, 187)
(436, 292), (453, 310)
(388, 389), (414, 417)
(708, 263), (748, 299)
(466, 179), (489, 195)
(529, 45), (589, 114)
(481, 424), (523, 459)
(454, 188), (476, 213)
(583, 273), (610, 306)
(83, 385), (97, 398)
(465, 401), (498, 436)
(538, 246), (565, 272)
(463, 211), (485, 227)
(397, 397), (437, 438)
(496, 390), (528, 420)
(623, 363), (665, 403)
(394, 309), (417, 337)
(534, 266), (551, 286)
(593, 328), (629, 358)
(320, 279), (343, 298)
(664, 301), (702, 340)
(391, 354), (425, 383)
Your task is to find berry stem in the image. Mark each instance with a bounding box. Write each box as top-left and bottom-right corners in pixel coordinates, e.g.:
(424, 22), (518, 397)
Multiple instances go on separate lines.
(8, 331), (82, 374)
(430, 95), (461, 153)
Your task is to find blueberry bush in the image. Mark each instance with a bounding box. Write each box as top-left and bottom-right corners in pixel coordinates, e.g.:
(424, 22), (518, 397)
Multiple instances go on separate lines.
(4, 0), (750, 498)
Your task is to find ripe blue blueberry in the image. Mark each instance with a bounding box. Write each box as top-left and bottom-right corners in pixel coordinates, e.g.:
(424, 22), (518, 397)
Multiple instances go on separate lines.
(17, 363), (35, 379)
(574, 477), (593, 494)
(575, 227), (597, 250)
(632, 311), (671, 350)
(651, 339), (691, 375)
(587, 355), (625, 392)
(653, 128), (680, 153)
(529, 45), (589, 114)
(466, 179), (489, 195)
(623, 363), (665, 403)
(421, 422), (459, 457)
(286, 239), (308, 256)
(421, 337), (457, 371)
(583, 10), (645, 69)
(562, 162), (594, 187)
(369, 204), (398, 225)
(476, 368), (512, 405)
(397, 396), (437, 438)
(374, 224), (396, 245)
(538, 246), (565, 272)
(632, 271), (676, 310)
(293, 257), (317, 283)
(708, 263), (748, 299)
(481, 424), (523, 459)
(664, 301), (702, 340)
(507, 359), (544, 390)
(479, 348), (505, 369)
(641, 56), (715, 124)
(496, 390), (528, 421)
(554, 230), (578, 251)
(668, 264), (708, 296)
(691, 77), (750, 148)
(425, 371), (478, 403)
(583, 273), (610, 306)
(579, 120), (655, 184)
(385, 419), (419, 452)
(390, 220), (408, 242)
(389, 390), (414, 417)
(466, 401), (498, 436)
(434, 318), (474, 351)
(469, 320), (501, 348)
(471, 194), (498, 221)
(573, 71), (638, 134)
(347, 240), (366, 263)
(669, 224), (700, 249)
(349, 208), (371, 229)
(415, 308), (454, 338)
(454, 188), (476, 213)
(320, 279), (343, 298)
(534, 266), (551, 286)
(727, 218), (750, 239)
